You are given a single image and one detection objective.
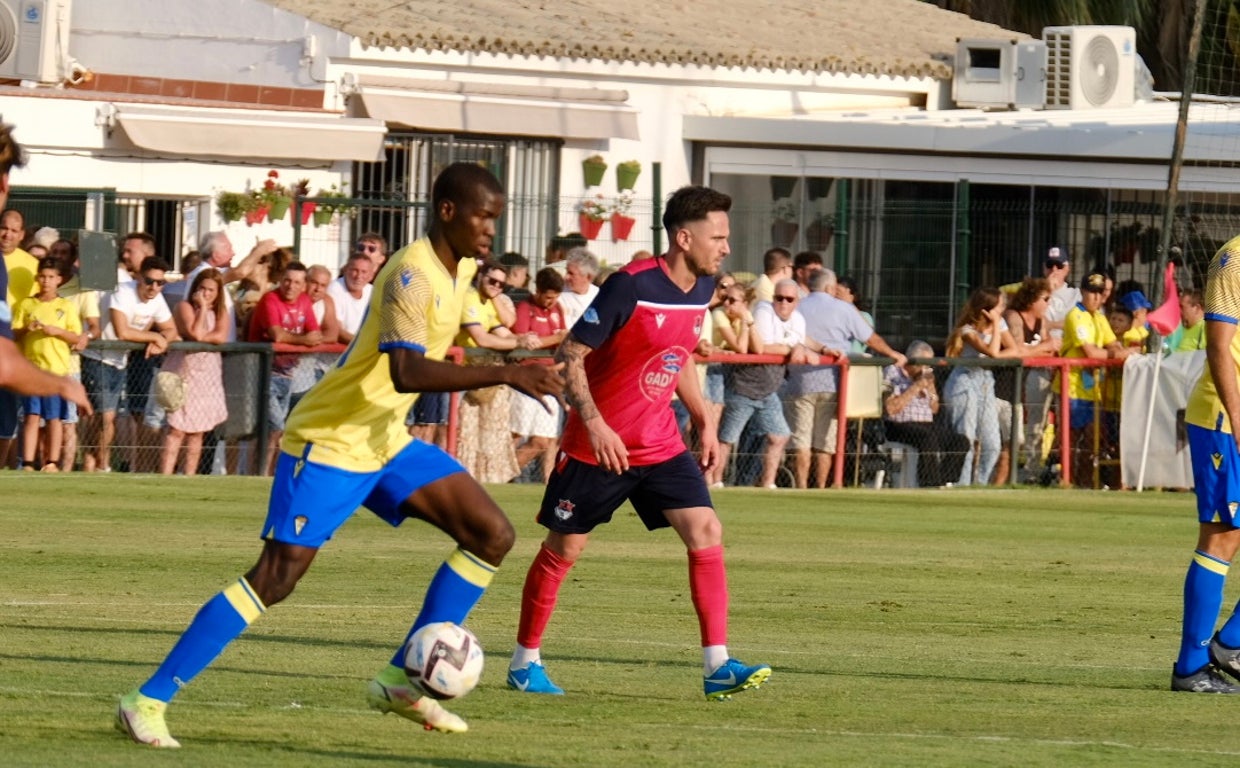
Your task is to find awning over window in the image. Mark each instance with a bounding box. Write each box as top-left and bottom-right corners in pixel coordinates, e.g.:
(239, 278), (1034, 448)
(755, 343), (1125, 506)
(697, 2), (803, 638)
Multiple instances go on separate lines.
(349, 76), (640, 141)
(102, 104), (387, 162)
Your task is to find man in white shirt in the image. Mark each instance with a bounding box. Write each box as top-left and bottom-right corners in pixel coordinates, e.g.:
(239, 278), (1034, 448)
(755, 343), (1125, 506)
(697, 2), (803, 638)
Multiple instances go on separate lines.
(81, 256), (178, 472)
(325, 252), (374, 342)
(1044, 246), (1080, 333)
(556, 247), (599, 329)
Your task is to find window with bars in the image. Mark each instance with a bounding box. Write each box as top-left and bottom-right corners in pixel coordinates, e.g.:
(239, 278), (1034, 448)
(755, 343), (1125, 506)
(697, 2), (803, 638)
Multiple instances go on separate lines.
(353, 132), (561, 261)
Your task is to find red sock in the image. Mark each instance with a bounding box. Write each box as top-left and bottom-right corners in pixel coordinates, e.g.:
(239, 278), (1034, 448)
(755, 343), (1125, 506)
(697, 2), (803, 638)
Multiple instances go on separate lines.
(516, 544), (574, 648)
(688, 545), (729, 646)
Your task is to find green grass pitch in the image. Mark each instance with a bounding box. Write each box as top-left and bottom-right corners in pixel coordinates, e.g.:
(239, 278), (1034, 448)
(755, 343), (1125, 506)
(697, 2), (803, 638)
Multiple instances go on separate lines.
(3, 476), (1238, 767)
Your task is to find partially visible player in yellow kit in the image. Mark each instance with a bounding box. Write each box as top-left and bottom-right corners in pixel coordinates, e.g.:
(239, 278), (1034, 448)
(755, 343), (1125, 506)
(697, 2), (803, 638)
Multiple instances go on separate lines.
(116, 163), (564, 748)
(1173, 234), (1240, 694)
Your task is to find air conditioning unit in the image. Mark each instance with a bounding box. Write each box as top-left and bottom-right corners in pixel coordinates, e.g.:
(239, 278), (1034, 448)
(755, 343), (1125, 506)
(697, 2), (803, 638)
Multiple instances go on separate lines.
(1043, 25), (1135, 109)
(0, 0), (71, 83)
(952, 38), (1046, 110)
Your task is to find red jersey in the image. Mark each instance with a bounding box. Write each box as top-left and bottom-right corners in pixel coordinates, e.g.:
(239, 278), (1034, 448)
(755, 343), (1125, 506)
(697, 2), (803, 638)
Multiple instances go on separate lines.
(248, 290), (319, 376)
(561, 257), (712, 466)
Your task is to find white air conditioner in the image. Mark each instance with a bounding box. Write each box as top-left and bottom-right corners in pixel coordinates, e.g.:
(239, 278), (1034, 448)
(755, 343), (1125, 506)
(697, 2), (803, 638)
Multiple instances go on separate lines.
(0, 0), (71, 83)
(1043, 25), (1135, 109)
(952, 38), (1046, 110)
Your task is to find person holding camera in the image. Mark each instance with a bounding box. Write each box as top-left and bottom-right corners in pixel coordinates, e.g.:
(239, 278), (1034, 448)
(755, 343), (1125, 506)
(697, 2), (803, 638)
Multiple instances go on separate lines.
(882, 340), (970, 488)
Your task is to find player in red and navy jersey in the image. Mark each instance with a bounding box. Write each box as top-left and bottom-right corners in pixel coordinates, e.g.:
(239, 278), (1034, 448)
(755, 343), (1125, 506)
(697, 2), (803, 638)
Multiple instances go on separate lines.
(506, 185), (771, 700)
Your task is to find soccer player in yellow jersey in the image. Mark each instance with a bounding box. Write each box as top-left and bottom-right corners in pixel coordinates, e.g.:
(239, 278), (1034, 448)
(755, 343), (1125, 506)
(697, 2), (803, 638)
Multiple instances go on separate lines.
(1173, 234), (1240, 693)
(116, 163), (564, 747)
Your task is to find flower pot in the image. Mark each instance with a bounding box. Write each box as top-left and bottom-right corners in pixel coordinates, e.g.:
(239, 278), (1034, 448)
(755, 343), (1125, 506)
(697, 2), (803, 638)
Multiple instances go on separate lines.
(770, 176), (797, 200)
(266, 196), (292, 222)
(616, 165), (640, 192)
(245, 205), (269, 226)
(582, 159), (607, 188)
(611, 213), (636, 242)
(298, 201), (317, 226)
(806, 220), (834, 251)
(579, 214), (605, 240)
(770, 220), (798, 247)
(313, 208), (335, 227)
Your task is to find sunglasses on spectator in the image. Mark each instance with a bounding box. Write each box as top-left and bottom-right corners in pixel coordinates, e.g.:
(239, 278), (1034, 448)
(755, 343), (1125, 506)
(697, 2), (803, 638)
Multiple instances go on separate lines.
(773, 295), (797, 303)
(484, 277), (506, 289)
(143, 276), (167, 287)
(355, 242), (381, 254)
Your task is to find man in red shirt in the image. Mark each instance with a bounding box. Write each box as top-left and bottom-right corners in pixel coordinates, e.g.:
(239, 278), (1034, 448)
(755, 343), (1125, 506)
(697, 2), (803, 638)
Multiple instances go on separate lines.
(506, 186), (771, 700)
(248, 261), (322, 474)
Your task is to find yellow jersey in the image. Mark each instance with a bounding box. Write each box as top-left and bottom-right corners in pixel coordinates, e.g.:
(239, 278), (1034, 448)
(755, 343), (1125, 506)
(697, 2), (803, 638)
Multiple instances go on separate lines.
(454, 288), (502, 348)
(6, 247), (37, 309)
(13, 296), (82, 376)
(281, 238), (477, 471)
(1187, 234), (1240, 433)
(1061, 303), (1116, 402)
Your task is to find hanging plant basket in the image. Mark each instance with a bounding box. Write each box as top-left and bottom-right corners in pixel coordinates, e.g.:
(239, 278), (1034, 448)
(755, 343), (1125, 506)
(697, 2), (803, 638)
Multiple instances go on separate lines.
(616, 162), (641, 192)
(297, 201), (317, 226)
(266, 196), (292, 222)
(578, 214), (606, 240)
(582, 156), (608, 187)
(313, 208), (335, 227)
(806, 219), (834, 251)
(611, 213), (636, 242)
(770, 220), (799, 248)
(770, 176), (797, 200)
(245, 205), (270, 226)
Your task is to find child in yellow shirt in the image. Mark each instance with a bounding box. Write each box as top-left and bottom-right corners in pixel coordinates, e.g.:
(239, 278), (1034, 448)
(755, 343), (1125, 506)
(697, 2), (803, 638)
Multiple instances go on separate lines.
(13, 257), (82, 470)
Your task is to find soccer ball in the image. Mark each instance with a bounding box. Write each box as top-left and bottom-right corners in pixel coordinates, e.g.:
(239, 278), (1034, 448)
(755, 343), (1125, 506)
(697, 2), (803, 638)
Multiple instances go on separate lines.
(403, 621), (485, 700)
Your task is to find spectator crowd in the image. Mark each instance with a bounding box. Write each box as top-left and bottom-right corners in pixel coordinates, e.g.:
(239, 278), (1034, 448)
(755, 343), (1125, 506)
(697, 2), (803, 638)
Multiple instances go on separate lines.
(0, 212), (1199, 489)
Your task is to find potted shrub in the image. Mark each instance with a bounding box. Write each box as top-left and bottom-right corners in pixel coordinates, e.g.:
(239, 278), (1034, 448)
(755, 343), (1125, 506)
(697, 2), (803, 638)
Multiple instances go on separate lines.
(615, 160), (641, 192)
(244, 190), (268, 226)
(259, 170), (292, 222)
(577, 192), (610, 240)
(582, 154), (607, 187)
(215, 190), (251, 224)
(610, 190), (637, 242)
(312, 182), (354, 226)
(806, 213), (835, 251)
(770, 197), (799, 247)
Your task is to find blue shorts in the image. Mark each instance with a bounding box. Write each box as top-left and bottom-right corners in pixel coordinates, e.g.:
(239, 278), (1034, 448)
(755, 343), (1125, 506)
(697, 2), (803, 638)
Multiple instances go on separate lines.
(537, 450), (713, 534)
(127, 351), (159, 416)
(719, 391), (791, 444)
(408, 391), (450, 427)
(23, 394), (69, 421)
(1067, 398), (1099, 430)
(262, 439), (466, 548)
(81, 356), (125, 414)
(1188, 424), (1240, 526)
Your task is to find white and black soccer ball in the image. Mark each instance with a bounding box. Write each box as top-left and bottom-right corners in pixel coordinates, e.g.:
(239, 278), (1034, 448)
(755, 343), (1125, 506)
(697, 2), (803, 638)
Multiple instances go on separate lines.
(403, 621), (484, 700)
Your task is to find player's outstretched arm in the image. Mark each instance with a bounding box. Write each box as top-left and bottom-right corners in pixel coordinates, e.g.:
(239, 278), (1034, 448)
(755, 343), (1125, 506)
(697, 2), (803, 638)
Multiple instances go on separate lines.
(556, 335), (628, 473)
(388, 347), (563, 402)
(0, 336), (92, 414)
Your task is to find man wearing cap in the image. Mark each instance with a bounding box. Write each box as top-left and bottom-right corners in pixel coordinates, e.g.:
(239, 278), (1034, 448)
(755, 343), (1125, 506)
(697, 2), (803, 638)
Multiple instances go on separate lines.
(1118, 290), (1153, 351)
(1044, 246), (1080, 334)
(1059, 270), (1133, 487)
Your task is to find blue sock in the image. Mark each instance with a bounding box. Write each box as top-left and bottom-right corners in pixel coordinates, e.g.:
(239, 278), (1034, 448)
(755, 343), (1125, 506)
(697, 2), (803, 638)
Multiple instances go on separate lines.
(388, 548), (495, 668)
(1176, 551), (1228, 677)
(139, 578), (266, 702)
(1217, 596), (1240, 649)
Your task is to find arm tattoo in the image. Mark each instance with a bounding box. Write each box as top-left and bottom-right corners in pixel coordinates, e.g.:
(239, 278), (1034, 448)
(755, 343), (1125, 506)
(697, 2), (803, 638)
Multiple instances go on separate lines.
(555, 337), (600, 423)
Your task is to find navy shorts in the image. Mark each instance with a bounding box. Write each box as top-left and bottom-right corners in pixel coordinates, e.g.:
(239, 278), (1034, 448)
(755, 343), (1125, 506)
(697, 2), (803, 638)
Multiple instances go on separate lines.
(127, 351), (160, 416)
(537, 450), (713, 534)
(0, 388), (17, 438)
(407, 391), (450, 427)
